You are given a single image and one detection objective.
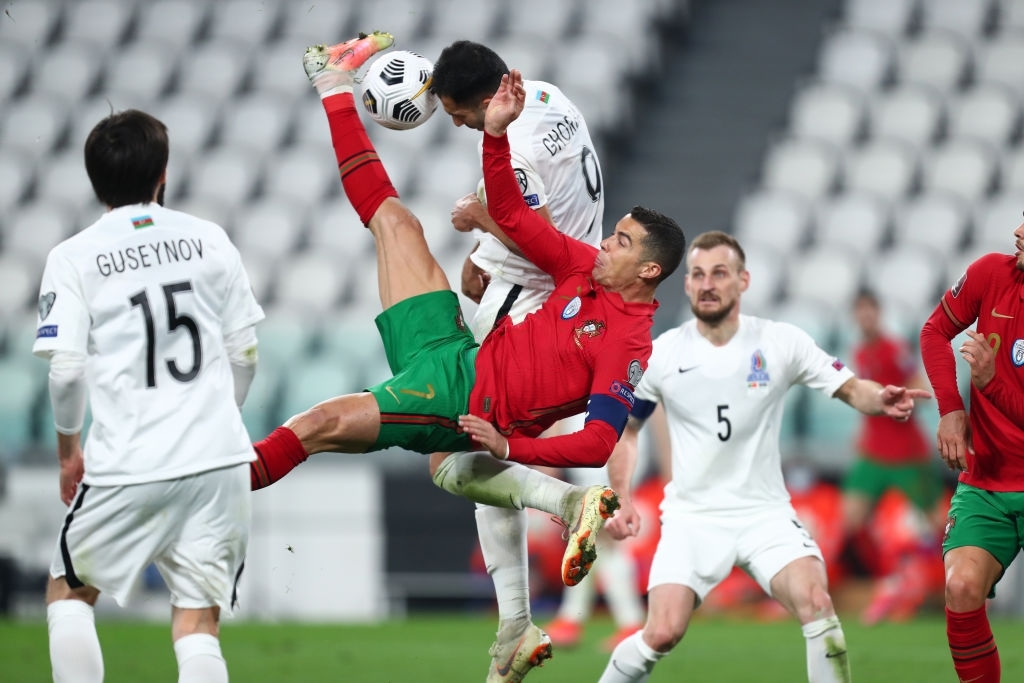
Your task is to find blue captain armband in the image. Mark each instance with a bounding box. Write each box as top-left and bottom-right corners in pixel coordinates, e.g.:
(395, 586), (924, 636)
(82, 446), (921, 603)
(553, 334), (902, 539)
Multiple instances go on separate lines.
(584, 393), (631, 437)
(630, 398), (657, 421)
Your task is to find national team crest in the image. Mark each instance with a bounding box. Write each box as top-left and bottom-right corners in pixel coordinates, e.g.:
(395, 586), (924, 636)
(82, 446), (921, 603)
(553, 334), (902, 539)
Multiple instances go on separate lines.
(573, 319), (605, 348)
(746, 349), (770, 388)
(943, 514), (956, 544)
(38, 291), (56, 320)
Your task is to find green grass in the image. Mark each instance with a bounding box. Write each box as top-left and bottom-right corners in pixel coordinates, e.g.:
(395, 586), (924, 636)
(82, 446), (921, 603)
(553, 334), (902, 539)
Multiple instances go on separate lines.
(3, 612), (1023, 681)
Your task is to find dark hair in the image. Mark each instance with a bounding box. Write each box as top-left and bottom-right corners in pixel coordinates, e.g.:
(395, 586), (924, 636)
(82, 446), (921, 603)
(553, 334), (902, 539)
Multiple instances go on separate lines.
(430, 40), (508, 105)
(84, 109), (168, 208)
(630, 206), (686, 285)
(688, 230), (746, 270)
(853, 287), (879, 307)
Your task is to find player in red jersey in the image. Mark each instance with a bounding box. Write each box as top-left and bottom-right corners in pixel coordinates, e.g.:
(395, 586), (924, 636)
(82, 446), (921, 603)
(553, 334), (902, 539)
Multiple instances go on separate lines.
(842, 288), (945, 624)
(249, 36), (684, 674)
(920, 216), (1024, 683)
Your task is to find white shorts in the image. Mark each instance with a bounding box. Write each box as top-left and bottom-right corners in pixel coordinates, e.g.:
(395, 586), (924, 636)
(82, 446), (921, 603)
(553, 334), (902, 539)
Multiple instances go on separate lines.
(470, 278), (550, 342)
(647, 505), (824, 604)
(50, 463), (250, 610)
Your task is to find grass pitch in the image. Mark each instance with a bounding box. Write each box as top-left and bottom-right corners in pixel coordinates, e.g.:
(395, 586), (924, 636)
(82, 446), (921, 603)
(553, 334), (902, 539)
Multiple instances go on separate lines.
(3, 612), (1022, 681)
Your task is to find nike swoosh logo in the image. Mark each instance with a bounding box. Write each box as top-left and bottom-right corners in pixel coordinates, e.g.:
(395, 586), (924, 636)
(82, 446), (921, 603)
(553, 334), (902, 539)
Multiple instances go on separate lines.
(496, 634), (527, 676)
(825, 650), (847, 659)
(384, 386), (400, 404)
(960, 676), (984, 683)
(678, 366), (699, 374)
(991, 308), (1014, 319)
(400, 384), (436, 400)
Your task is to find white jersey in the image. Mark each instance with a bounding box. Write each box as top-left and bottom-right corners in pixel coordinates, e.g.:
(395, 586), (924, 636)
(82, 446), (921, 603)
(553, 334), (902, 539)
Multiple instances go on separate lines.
(472, 79), (604, 294)
(33, 203), (265, 486)
(637, 315), (854, 515)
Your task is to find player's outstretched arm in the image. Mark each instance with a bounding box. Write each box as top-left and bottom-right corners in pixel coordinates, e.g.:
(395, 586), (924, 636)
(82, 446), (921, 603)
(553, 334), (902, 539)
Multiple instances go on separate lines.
(833, 377), (931, 420)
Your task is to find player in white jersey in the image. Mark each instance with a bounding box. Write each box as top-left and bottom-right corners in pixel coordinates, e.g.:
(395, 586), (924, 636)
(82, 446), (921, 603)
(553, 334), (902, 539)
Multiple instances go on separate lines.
(33, 109), (264, 683)
(426, 40), (635, 681)
(596, 231), (931, 683)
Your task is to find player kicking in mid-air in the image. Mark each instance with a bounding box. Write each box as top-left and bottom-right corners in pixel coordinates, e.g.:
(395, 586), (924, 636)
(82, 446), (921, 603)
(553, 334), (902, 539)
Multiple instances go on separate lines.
(247, 32), (686, 682)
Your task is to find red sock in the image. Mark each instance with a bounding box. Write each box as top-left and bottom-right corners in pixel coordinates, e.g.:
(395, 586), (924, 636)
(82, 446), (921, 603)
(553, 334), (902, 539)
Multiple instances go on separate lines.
(322, 92), (398, 225)
(947, 605), (1000, 682)
(250, 427), (309, 490)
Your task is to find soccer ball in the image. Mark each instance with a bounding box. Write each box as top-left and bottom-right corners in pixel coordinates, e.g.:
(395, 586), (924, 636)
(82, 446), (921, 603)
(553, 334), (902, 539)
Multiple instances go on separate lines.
(359, 50), (438, 131)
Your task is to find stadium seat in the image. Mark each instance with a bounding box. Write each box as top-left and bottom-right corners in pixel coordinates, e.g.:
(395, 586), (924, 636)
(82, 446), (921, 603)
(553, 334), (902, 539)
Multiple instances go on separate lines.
(0, 254), (37, 318)
(316, 307), (392, 384)
(894, 30), (971, 94)
(2, 311), (43, 367)
(788, 81), (865, 148)
(575, 0), (661, 71)
(232, 196), (308, 263)
(842, 138), (918, 201)
(0, 151), (34, 215)
(974, 34), (1024, 97)
(920, 139), (997, 205)
(248, 39), (320, 98)
(27, 40), (105, 104)
(816, 28), (894, 93)
(864, 245), (945, 317)
(918, 0), (995, 39)
(999, 0), (1024, 33)
(34, 150), (97, 213)
(253, 308), (318, 368)
(102, 40), (177, 104)
(548, 37), (633, 130)
(843, 0), (917, 36)
(428, 0), (505, 41)
(972, 191), (1024, 251)
(186, 146), (264, 207)
(4, 200), (75, 269)
(892, 192), (969, 254)
(0, 359), (39, 460)
(402, 192), (469, 255)
(0, 0), (60, 48)
(503, 0), (578, 41)
(1002, 146), (1024, 192)
(733, 189), (811, 254)
(767, 297), (841, 353)
(61, 0), (135, 49)
(152, 93), (221, 158)
(135, 0), (209, 47)
(176, 40), (252, 99)
(0, 42), (28, 102)
(206, 0), (283, 44)
(304, 196), (365, 253)
(761, 138), (840, 202)
(740, 244), (786, 315)
(416, 145), (489, 204)
(172, 196), (233, 234)
(276, 355), (363, 425)
(263, 143), (340, 205)
(217, 93), (295, 156)
(277, 1), (355, 43)
(237, 252), (276, 305)
(813, 192), (889, 259)
(784, 245), (863, 311)
(946, 83), (1021, 148)
(240, 354), (282, 440)
(352, 0), (431, 43)
(487, 35), (556, 83)
(803, 387), (860, 462)
(274, 252), (348, 316)
(866, 84), (944, 149)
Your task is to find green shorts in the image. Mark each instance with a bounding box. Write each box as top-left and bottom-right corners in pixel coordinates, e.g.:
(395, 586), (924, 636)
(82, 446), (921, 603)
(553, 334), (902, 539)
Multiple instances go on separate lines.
(842, 457), (944, 510)
(367, 291), (478, 454)
(942, 483), (1024, 596)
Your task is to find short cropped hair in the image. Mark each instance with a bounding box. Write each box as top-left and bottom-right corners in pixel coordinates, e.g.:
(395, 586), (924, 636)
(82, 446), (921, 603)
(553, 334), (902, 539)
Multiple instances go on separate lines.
(84, 109), (168, 208)
(631, 206), (686, 285)
(688, 230), (746, 271)
(430, 40), (508, 106)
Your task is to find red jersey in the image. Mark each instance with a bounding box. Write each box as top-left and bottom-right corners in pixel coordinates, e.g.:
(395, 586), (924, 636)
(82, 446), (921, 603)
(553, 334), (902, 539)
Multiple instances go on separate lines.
(852, 335), (930, 463)
(920, 253), (1024, 491)
(469, 132), (658, 468)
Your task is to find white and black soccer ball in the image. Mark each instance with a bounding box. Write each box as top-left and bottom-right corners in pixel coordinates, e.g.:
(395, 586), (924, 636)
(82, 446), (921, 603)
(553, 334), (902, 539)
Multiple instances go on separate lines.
(359, 50), (438, 131)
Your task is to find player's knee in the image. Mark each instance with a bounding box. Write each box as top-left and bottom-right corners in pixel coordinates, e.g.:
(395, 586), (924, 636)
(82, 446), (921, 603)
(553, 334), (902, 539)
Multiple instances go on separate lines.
(792, 583), (835, 623)
(643, 620), (685, 653)
(945, 570), (989, 611)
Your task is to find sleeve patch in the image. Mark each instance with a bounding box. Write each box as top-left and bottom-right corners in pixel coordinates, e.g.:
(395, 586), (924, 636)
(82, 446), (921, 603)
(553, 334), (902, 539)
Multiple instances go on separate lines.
(609, 380), (636, 407)
(37, 325), (58, 338)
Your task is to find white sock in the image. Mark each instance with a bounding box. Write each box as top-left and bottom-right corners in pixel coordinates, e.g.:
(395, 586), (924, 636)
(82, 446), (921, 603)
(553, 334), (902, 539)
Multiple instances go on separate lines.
(432, 452), (576, 517)
(802, 616), (851, 683)
(598, 631), (662, 683)
(174, 633), (227, 683)
(597, 541), (645, 627)
(47, 600), (103, 683)
(557, 573), (596, 623)
(476, 504), (530, 623)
